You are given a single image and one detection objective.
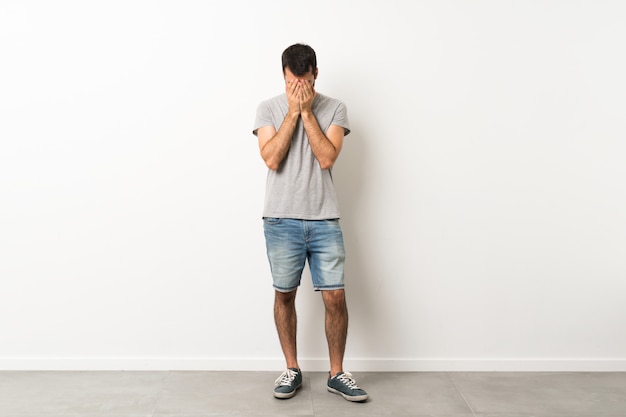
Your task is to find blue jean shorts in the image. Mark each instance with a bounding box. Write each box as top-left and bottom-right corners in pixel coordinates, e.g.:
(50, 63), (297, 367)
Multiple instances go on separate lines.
(263, 218), (345, 292)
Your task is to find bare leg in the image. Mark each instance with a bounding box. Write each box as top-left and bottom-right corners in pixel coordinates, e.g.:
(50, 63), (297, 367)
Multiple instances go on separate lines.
(274, 289), (299, 369)
(322, 289), (348, 376)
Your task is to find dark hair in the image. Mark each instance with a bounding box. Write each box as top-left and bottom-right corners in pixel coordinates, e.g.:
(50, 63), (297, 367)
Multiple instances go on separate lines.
(281, 43), (317, 76)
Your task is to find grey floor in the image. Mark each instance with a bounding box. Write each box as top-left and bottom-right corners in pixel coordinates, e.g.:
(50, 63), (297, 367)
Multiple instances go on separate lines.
(1, 371), (626, 417)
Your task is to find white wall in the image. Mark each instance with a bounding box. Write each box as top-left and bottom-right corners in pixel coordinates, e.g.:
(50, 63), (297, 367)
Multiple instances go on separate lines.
(1, 0), (625, 371)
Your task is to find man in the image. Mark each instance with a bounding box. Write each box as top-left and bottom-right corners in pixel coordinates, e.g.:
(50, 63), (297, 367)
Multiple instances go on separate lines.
(253, 43), (368, 402)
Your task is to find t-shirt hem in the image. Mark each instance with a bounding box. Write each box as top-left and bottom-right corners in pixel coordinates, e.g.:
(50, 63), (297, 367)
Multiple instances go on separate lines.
(262, 213), (341, 220)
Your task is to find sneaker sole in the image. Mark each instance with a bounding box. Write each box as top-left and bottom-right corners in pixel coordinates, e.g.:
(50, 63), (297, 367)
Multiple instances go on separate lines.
(274, 382), (302, 399)
(327, 386), (368, 402)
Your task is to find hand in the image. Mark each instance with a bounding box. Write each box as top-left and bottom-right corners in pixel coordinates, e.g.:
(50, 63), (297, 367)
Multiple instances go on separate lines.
(299, 80), (315, 115)
(286, 80), (301, 116)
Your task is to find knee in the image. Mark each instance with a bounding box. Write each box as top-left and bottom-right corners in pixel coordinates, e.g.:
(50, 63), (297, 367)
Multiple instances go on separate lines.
(323, 289), (346, 312)
(275, 289), (297, 306)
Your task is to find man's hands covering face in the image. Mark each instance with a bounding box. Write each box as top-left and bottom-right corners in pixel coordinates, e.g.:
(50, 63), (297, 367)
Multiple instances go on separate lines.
(285, 79), (315, 116)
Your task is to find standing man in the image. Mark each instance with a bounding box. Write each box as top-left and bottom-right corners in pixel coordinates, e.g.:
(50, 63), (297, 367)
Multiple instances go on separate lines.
(253, 43), (368, 402)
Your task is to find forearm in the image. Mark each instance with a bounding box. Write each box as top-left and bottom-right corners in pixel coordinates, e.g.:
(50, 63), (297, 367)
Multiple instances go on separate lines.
(261, 111), (299, 170)
(301, 111), (338, 170)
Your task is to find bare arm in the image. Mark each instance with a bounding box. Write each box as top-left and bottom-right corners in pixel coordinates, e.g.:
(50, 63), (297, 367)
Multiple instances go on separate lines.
(258, 81), (301, 170)
(301, 116), (344, 170)
(258, 115), (298, 170)
(300, 81), (344, 170)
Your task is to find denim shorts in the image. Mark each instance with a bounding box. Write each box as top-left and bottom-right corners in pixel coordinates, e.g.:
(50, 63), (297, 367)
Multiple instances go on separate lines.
(263, 218), (345, 292)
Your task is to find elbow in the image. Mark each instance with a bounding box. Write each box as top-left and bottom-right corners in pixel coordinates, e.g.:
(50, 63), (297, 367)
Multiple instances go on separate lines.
(318, 158), (335, 170)
(260, 151), (279, 170)
(264, 158), (280, 171)
(318, 148), (340, 170)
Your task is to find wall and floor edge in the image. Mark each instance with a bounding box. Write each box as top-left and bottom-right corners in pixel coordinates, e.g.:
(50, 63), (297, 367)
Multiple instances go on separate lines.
(1, 358), (625, 372)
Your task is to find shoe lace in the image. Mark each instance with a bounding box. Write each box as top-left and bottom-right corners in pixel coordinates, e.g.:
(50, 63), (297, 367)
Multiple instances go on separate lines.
(275, 369), (298, 387)
(336, 371), (361, 389)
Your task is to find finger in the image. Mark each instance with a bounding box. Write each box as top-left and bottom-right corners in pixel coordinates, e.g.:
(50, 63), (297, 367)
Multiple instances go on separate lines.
(299, 84), (307, 100)
(289, 81), (299, 99)
(301, 84), (312, 100)
(305, 81), (315, 96)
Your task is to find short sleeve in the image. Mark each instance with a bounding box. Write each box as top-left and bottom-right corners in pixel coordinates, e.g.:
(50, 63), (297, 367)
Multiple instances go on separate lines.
(253, 100), (273, 136)
(332, 102), (351, 136)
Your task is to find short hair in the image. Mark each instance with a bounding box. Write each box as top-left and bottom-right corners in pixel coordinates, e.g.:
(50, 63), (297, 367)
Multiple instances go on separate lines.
(281, 43), (317, 76)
